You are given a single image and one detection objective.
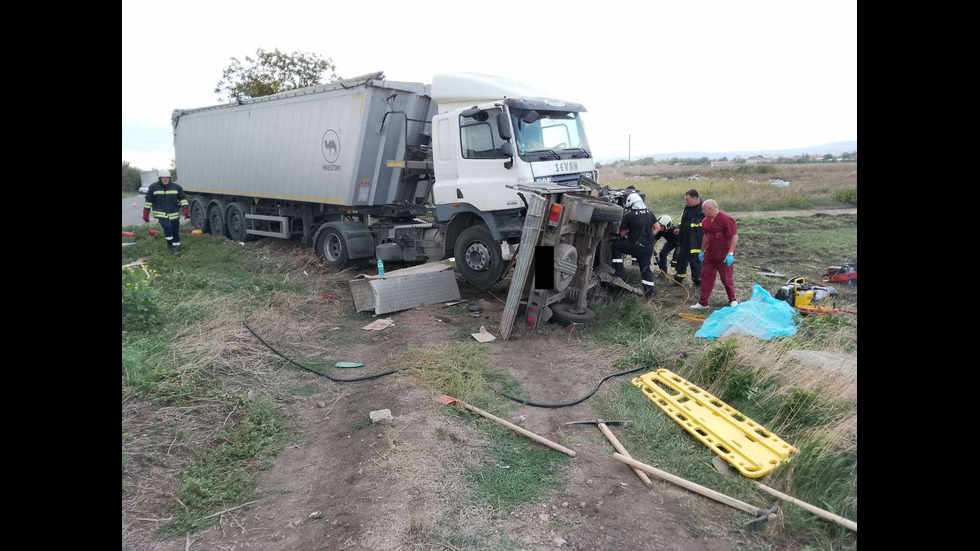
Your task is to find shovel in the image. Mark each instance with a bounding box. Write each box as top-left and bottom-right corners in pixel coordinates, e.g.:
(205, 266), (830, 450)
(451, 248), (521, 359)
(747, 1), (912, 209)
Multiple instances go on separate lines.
(711, 456), (857, 532)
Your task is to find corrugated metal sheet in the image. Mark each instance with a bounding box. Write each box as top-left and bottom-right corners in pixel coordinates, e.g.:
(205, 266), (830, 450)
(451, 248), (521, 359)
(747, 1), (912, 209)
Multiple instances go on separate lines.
(349, 263), (460, 314)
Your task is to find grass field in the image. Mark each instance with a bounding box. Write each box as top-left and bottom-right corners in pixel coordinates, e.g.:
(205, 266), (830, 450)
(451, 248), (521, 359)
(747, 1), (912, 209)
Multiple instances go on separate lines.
(599, 162), (857, 214)
(123, 201), (857, 549)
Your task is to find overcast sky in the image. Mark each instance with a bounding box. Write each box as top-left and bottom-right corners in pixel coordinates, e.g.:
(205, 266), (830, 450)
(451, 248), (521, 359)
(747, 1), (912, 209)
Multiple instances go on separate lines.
(122, 0), (856, 170)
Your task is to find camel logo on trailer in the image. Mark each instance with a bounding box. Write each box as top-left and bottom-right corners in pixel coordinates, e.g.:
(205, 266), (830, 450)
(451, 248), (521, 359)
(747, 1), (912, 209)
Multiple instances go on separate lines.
(322, 129), (340, 164)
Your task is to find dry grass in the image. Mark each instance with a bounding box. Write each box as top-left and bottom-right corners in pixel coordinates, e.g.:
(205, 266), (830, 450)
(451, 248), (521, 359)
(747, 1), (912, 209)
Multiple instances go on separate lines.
(599, 163), (857, 213)
(122, 256), (355, 547)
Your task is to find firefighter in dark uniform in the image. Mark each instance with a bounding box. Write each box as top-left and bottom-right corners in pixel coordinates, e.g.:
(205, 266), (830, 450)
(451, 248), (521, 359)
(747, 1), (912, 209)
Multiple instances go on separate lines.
(652, 214), (679, 279)
(142, 169), (190, 253)
(612, 193), (661, 298)
(672, 189), (705, 289)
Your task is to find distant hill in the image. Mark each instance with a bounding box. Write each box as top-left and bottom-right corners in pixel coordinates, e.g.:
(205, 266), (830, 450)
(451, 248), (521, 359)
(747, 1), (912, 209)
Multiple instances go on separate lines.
(595, 141), (857, 165)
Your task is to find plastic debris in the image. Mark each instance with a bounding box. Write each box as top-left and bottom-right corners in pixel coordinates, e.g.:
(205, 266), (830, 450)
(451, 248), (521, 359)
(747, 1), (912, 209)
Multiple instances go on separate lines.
(694, 284), (797, 340)
(335, 361), (364, 369)
(471, 326), (497, 343)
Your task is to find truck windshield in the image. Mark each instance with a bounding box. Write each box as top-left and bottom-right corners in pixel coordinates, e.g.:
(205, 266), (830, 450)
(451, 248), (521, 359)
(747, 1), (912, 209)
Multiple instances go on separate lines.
(510, 109), (592, 159)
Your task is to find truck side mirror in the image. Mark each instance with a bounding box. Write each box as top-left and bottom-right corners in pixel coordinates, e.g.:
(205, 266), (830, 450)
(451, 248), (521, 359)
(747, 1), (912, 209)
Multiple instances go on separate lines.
(496, 112), (513, 140)
(500, 142), (514, 169)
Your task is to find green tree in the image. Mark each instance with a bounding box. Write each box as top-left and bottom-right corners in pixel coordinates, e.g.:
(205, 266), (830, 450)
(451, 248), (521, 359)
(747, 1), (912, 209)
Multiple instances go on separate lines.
(823, 153), (834, 161)
(169, 158), (178, 182)
(215, 48), (340, 103)
(122, 161), (141, 194)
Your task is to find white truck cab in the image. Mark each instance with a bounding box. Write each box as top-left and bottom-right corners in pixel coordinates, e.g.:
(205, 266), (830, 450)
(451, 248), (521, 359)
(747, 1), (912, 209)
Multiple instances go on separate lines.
(429, 74), (596, 214)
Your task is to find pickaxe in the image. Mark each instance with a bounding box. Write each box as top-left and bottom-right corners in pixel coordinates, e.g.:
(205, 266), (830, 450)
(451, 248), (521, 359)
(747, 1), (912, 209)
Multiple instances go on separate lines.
(611, 453), (780, 530)
(711, 456), (856, 532)
(565, 419), (653, 488)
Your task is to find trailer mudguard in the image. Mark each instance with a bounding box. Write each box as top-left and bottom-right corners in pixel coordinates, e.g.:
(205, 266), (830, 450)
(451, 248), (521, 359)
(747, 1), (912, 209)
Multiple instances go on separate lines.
(316, 220), (376, 259)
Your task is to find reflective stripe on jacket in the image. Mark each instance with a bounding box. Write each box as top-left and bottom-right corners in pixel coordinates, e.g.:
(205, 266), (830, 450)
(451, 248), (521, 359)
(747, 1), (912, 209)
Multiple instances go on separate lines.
(143, 181), (189, 220)
(679, 201), (705, 253)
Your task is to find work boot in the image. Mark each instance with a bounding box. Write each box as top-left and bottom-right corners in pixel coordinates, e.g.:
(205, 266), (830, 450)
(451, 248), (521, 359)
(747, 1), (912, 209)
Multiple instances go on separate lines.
(672, 275), (685, 287)
(643, 285), (656, 299)
(172, 244), (182, 254)
(614, 267), (627, 280)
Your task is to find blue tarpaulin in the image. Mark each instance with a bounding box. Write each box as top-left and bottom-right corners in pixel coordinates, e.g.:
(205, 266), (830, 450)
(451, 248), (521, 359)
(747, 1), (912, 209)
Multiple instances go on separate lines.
(695, 284), (798, 340)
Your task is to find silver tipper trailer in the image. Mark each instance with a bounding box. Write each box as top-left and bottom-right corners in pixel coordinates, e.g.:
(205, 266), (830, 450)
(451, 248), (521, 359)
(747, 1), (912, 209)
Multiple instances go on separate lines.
(173, 72), (437, 253)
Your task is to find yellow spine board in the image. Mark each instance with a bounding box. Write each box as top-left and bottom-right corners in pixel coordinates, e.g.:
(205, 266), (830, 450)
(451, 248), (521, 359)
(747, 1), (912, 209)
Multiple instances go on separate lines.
(632, 369), (797, 478)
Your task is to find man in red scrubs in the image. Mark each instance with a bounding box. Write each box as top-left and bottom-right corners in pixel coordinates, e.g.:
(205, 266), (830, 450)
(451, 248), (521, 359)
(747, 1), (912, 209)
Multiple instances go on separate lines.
(690, 199), (739, 309)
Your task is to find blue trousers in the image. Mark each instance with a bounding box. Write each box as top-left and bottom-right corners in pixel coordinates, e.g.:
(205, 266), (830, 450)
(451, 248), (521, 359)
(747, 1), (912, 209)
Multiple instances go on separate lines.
(157, 217), (181, 247)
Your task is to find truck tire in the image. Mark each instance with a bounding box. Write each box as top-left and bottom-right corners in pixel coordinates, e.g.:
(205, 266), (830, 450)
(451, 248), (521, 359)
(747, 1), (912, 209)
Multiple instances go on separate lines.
(454, 224), (505, 288)
(563, 194), (624, 223)
(315, 228), (351, 269)
(549, 301), (596, 326)
(226, 202), (255, 242)
(208, 199), (230, 238)
(190, 198), (209, 233)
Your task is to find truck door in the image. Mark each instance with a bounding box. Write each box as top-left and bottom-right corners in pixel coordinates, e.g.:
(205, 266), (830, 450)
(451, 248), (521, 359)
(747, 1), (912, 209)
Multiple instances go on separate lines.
(432, 106), (522, 213)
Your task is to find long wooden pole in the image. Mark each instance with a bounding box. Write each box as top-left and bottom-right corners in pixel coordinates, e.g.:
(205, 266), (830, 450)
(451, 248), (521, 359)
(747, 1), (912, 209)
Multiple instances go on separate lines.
(612, 453), (766, 516)
(460, 402), (576, 457)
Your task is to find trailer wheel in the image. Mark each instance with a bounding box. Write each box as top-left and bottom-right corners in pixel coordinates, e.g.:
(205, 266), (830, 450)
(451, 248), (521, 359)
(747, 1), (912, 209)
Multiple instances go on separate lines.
(549, 301), (596, 326)
(315, 228), (351, 269)
(454, 224), (505, 288)
(226, 202), (255, 242)
(190, 199), (209, 233)
(208, 199), (230, 238)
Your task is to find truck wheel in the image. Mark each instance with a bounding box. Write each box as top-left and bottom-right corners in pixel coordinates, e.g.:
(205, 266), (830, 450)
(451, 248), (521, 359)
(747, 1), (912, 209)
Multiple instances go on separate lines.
(563, 194), (624, 223)
(454, 224), (505, 288)
(190, 199), (209, 233)
(315, 228), (351, 269)
(208, 200), (229, 238)
(549, 301), (596, 326)
(226, 202), (255, 242)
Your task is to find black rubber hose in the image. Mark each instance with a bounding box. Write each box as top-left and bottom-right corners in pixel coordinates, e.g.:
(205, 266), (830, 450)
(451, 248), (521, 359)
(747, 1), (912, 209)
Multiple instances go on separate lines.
(243, 315), (399, 383)
(500, 361), (658, 408)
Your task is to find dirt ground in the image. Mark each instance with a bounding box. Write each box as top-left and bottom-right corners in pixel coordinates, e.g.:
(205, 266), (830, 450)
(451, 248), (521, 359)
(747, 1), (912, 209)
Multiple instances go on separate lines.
(129, 274), (793, 551)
